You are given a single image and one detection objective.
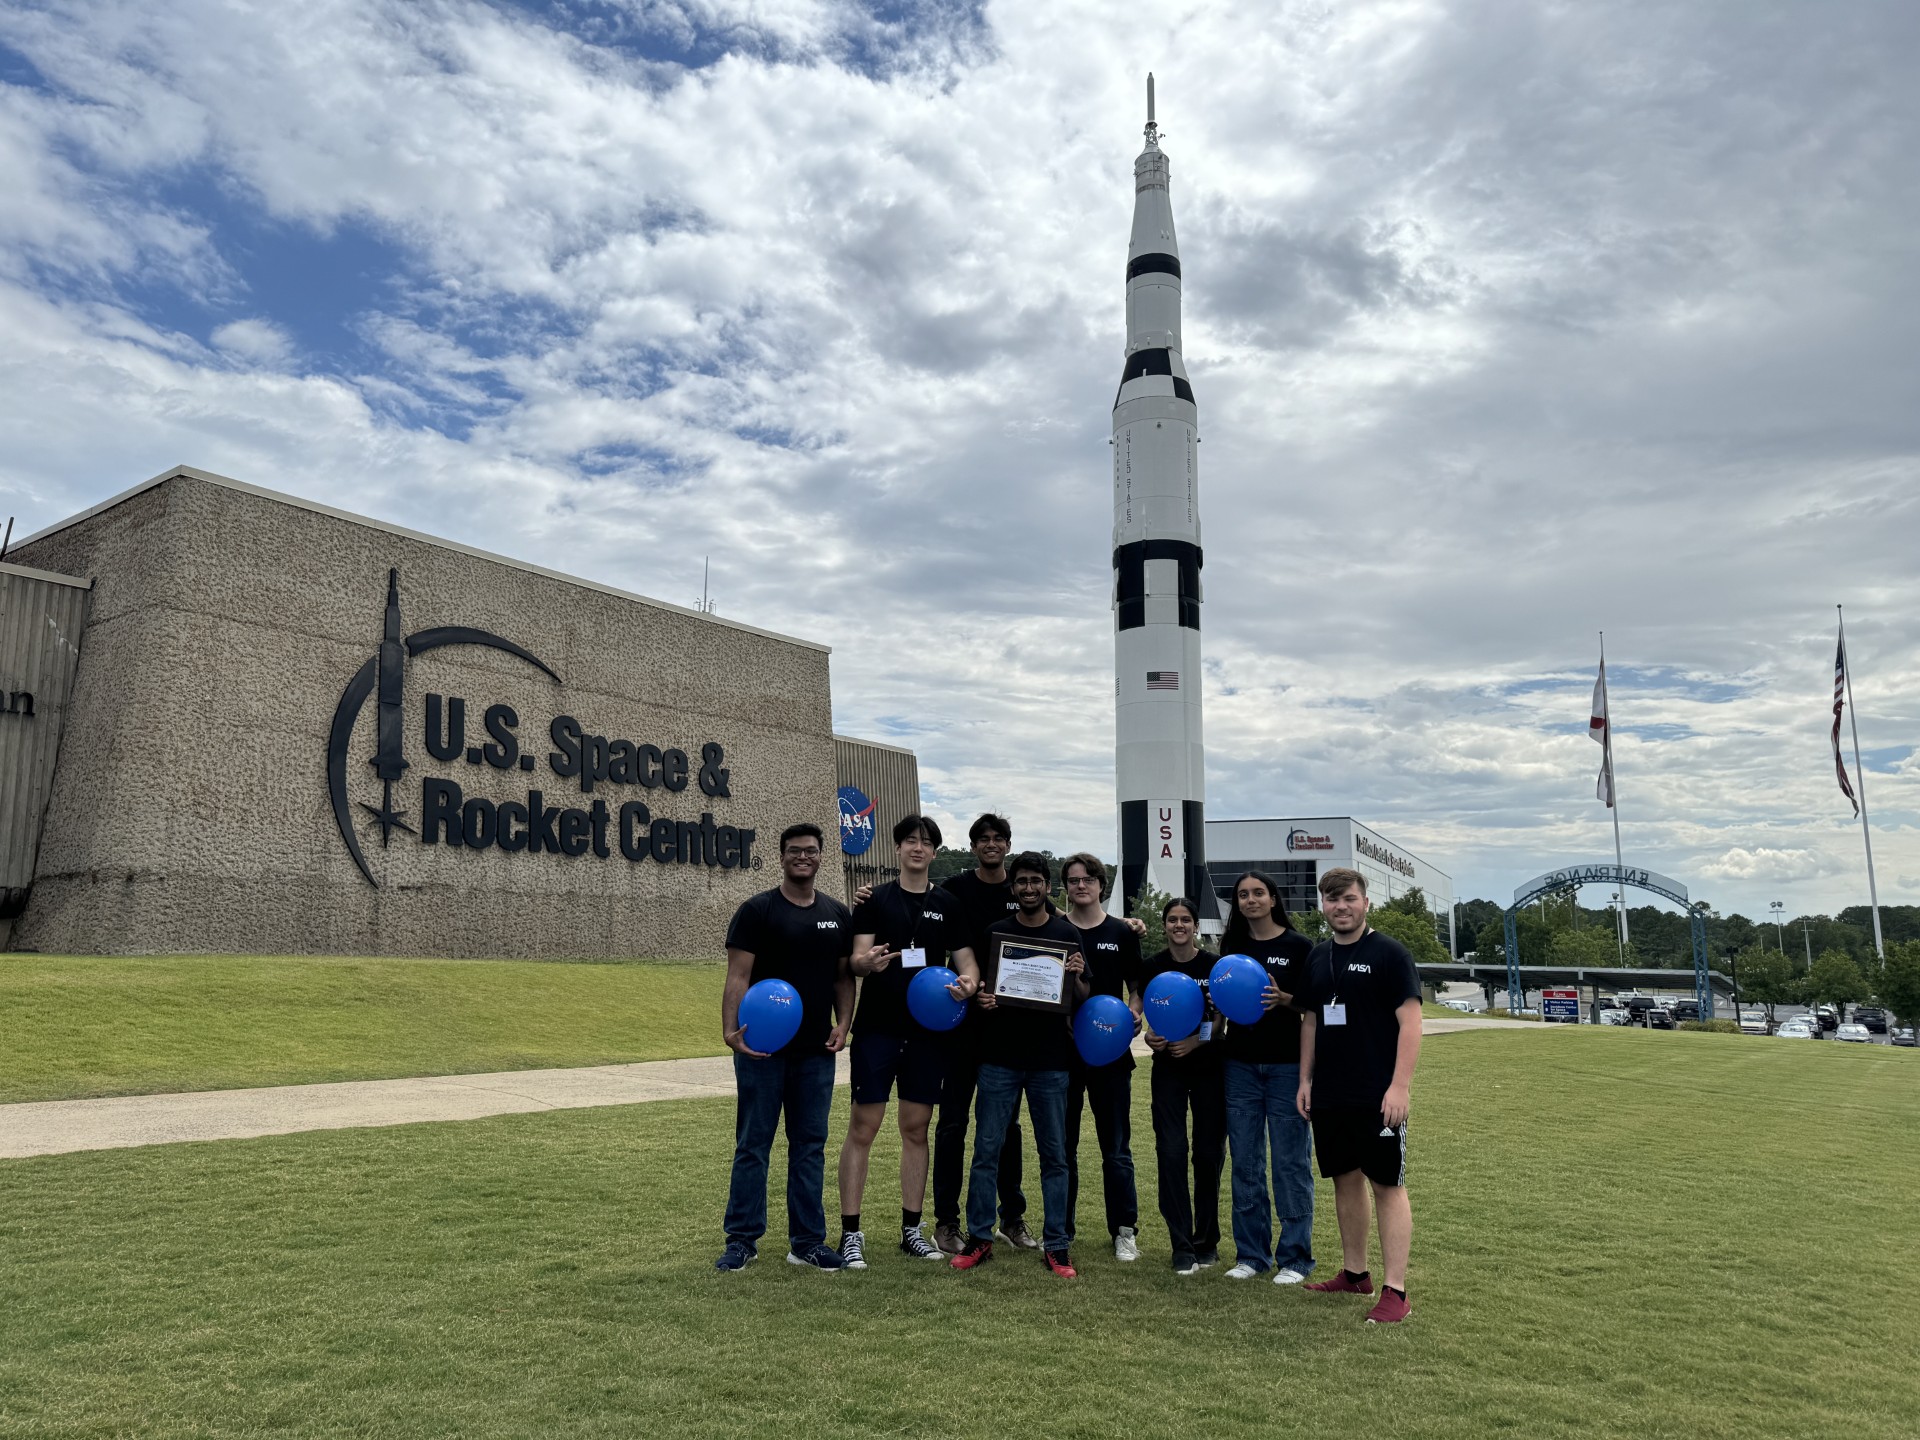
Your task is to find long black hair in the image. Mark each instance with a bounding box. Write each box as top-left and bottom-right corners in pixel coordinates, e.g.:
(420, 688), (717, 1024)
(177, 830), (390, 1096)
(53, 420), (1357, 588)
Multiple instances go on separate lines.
(1219, 869), (1296, 955)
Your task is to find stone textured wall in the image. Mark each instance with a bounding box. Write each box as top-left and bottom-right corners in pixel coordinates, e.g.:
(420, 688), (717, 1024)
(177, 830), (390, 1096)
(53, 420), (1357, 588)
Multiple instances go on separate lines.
(9, 470), (840, 958)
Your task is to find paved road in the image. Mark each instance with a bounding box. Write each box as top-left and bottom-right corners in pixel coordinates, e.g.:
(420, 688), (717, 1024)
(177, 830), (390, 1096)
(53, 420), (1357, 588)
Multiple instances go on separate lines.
(0, 1016), (1540, 1161)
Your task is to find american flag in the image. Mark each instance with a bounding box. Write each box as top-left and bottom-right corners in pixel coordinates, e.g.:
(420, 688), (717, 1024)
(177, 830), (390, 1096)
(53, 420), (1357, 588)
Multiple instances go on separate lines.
(1146, 670), (1179, 691)
(1833, 632), (1858, 816)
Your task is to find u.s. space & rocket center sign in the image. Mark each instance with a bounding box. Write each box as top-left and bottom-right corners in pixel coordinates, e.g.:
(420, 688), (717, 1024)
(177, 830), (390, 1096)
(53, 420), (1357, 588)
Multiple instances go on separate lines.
(328, 569), (754, 887)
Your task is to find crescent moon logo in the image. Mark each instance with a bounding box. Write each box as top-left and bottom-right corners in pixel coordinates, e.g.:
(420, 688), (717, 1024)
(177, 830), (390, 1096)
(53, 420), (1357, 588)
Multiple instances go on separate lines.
(327, 568), (561, 887)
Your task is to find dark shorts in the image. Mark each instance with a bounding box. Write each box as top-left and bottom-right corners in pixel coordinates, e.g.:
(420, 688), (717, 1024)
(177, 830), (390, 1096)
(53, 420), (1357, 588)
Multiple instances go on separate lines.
(1310, 1106), (1407, 1187)
(850, 1029), (948, 1107)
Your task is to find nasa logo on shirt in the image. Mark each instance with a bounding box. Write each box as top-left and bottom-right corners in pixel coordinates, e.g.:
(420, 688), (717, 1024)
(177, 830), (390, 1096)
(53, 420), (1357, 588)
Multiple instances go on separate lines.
(1347, 962), (1372, 974)
(817, 920), (840, 931)
(1095, 942), (1121, 954)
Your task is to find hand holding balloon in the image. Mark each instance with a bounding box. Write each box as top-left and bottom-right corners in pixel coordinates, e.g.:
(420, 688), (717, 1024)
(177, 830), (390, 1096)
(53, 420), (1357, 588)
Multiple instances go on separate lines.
(1209, 955), (1270, 1026)
(735, 978), (804, 1055)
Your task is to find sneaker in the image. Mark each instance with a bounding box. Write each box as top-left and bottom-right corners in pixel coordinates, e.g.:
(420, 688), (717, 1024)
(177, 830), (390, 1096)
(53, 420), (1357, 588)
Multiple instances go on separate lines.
(1272, 1267), (1310, 1286)
(1304, 1269), (1375, 1295)
(1224, 1262), (1264, 1280)
(950, 1236), (994, 1270)
(1172, 1255), (1199, 1276)
(1113, 1226), (1140, 1262)
(900, 1226), (943, 1261)
(786, 1242), (845, 1272)
(1365, 1288), (1412, 1324)
(714, 1241), (757, 1273)
(1193, 1251), (1220, 1269)
(933, 1221), (963, 1256)
(996, 1218), (1041, 1250)
(1043, 1250), (1077, 1278)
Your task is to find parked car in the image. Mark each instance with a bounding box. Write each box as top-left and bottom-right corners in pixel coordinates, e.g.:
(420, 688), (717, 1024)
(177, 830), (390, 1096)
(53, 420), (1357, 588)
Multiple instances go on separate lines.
(1776, 1018), (1817, 1039)
(1836, 1022), (1872, 1043)
(1852, 1006), (1889, 1034)
(1599, 1008), (1633, 1026)
(1739, 1011), (1769, 1035)
(1814, 1006), (1840, 1033)
(1892, 1027), (1917, 1048)
(1674, 1000), (1702, 1022)
(1623, 995), (1660, 1018)
(1644, 1009), (1677, 1031)
(1597, 996), (1624, 1012)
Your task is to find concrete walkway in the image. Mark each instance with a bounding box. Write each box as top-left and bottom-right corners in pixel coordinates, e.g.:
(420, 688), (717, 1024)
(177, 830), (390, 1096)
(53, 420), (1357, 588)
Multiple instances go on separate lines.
(0, 1015), (1537, 1161)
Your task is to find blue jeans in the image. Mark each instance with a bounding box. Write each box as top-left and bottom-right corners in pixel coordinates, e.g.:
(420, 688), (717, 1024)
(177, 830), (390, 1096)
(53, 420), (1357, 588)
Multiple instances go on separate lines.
(1224, 1059), (1316, 1275)
(723, 1050), (835, 1251)
(968, 1064), (1071, 1252)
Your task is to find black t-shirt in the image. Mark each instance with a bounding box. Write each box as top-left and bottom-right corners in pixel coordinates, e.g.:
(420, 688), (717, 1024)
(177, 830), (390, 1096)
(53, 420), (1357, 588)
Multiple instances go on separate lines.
(849, 880), (968, 1036)
(1070, 912), (1144, 1071)
(1220, 929), (1315, 1066)
(1299, 930), (1422, 1107)
(1141, 947), (1221, 1067)
(939, 869), (1023, 955)
(979, 912), (1085, 1073)
(724, 888), (854, 1054)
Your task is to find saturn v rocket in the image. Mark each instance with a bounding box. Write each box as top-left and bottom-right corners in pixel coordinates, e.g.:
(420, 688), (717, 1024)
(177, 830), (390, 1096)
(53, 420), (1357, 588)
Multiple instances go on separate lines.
(1114, 76), (1217, 921)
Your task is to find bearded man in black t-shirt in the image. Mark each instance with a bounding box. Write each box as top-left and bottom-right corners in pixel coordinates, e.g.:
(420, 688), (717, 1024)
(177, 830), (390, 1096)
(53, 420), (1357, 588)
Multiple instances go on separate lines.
(1297, 868), (1423, 1324)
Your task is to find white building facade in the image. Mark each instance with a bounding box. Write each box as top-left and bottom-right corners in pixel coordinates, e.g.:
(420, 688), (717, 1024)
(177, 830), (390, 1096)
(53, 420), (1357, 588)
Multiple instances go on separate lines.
(1204, 816), (1455, 953)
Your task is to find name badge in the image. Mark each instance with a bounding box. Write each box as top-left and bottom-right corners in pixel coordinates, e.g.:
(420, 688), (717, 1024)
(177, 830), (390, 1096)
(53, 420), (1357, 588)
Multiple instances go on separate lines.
(1322, 1003), (1348, 1027)
(1197, 1021), (1213, 1043)
(901, 947), (928, 969)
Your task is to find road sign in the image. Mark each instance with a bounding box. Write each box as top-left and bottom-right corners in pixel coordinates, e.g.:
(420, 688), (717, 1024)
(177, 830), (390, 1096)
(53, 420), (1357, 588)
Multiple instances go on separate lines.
(1541, 988), (1581, 1023)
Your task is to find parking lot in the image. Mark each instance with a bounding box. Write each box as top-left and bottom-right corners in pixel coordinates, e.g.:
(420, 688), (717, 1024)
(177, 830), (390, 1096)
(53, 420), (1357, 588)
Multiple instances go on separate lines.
(1434, 985), (1908, 1044)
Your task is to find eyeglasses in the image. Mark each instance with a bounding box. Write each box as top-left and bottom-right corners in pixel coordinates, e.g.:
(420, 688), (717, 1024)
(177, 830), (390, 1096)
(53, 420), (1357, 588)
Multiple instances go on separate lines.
(1065, 876), (1100, 887)
(782, 846), (822, 857)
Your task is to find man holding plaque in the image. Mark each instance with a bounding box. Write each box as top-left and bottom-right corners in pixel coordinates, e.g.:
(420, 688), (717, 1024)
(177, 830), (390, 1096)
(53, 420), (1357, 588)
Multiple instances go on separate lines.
(951, 852), (1088, 1278)
(836, 815), (980, 1269)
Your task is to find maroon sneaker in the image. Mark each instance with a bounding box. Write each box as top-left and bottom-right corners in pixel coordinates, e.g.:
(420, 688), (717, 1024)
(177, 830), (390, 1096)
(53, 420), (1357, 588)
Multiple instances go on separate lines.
(1364, 1288), (1411, 1324)
(1304, 1269), (1375, 1295)
(950, 1236), (994, 1270)
(1043, 1250), (1077, 1279)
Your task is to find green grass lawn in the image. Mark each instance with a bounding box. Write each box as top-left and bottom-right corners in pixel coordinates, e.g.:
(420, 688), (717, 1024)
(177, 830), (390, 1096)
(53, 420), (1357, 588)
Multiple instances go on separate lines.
(0, 955), (726, 1103)
(2, 1027), (1915, 1437)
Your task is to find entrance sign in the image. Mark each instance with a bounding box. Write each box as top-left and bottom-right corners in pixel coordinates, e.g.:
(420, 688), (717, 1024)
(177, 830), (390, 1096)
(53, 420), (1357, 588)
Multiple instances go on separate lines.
(1541, 988), (1581, 1023)
(1502, 866), (1710, 1025)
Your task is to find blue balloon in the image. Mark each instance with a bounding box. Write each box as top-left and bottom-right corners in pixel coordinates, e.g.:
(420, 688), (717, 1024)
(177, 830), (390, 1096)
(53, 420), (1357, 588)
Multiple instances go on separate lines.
(739, 978), (804, 1053)
(1209, 954), (1270, 1026)
(908, 965), (968, 1032)
(1073, 993), (1136, 1068)
(1143, 970), (1205, 1042)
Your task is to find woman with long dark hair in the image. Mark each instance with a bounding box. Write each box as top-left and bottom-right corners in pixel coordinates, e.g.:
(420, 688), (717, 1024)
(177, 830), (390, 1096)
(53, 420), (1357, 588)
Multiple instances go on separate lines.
(1140, 896), (1224, 1275)
(1219, 870), (1318, 1284)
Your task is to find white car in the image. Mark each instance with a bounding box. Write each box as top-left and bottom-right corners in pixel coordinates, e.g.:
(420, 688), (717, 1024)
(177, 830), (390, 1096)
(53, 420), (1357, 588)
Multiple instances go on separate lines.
(1739, 1011), (1769, 1035)
(1836, 1023), (1872, 1043)
(1776, 1019), (1817, 1039)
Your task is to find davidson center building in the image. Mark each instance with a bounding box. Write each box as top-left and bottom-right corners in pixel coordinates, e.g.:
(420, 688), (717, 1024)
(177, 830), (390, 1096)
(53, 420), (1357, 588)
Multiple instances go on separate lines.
(0, 465), (917, 960)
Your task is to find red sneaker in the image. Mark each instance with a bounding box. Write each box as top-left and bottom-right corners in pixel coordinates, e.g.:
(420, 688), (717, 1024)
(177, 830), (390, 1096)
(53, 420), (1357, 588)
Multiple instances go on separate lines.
(1364, 1288), (1411, 1324)
(950, 1237), (994, 1270)
(1304, 1270), (1375, 1295)
(1043, 1250), (1077, 1278)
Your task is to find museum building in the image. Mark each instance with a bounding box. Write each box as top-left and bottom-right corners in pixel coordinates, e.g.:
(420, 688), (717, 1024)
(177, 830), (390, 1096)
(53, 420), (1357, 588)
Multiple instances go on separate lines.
(0, 465), (918, 959)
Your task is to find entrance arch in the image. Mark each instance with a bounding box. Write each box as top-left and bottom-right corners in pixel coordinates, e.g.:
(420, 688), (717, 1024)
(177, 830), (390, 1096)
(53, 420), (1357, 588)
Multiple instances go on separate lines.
(1503, 864), (1710, 1018)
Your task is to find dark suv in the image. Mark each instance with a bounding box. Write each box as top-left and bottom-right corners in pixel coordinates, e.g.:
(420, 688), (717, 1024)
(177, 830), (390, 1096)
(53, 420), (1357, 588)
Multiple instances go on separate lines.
(1674, 1000), (1702, 1022)
(1644, 1009), (1677, 1031)
(1853, 1006), (1889, 1035)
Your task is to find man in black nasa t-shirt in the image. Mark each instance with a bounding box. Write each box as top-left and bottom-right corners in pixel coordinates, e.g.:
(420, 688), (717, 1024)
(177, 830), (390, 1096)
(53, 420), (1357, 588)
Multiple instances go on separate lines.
(716, 823), (859, 1274)
(835, 815), (979, 1269)
(1060, 852), (1144, 1260)
(1297, 868), (1423, 1324)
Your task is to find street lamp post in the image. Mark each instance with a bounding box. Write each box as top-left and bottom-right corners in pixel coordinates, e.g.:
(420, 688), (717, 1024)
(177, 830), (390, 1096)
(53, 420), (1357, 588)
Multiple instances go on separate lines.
(1801, 918), (1814, 968)
(1769, 900), (1785, 952)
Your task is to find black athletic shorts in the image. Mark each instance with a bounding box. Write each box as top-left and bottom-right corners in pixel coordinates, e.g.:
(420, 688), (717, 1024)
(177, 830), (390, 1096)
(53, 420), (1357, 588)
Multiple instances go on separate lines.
(1310, 1105), (1407, 1187)
(850, 1030), (948, 1106)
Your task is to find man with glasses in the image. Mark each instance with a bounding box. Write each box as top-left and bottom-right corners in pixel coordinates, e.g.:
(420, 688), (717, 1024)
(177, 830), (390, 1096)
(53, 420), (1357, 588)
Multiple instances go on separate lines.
(1059, 852), (1145, 1261)
(716, 823), (866, 1273)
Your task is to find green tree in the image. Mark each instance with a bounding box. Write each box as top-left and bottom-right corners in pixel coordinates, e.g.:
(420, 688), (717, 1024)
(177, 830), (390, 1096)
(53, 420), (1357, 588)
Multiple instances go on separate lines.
(1294, 906), (1331, 941)
(1454, 898), (1504, 957)
(1735, 945), (1798, 1030)
(1476, 908), (1553, 967)
(1368, 905), (1450, 969)
(1130, 882), (1174, 958)
(1874, 940), (1920, 1030)
(1550, 926), (1623, 968)
(1805, 950), (1869, 1013)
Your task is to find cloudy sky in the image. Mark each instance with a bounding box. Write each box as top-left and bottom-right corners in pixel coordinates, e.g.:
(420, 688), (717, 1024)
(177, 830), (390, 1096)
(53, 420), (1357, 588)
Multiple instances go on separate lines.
(3, 0), (1915, 919)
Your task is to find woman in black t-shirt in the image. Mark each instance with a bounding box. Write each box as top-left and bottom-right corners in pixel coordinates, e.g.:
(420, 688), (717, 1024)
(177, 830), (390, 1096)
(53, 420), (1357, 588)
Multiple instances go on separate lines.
(1141, 896), (1225, 1274)
(1218, 871), (1319, 1283)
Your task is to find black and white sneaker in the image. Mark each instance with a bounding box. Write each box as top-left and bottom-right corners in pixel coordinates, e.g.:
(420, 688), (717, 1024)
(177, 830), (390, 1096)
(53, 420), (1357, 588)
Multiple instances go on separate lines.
(785, 1242), (845, 1272)
(839, 1230), (868, 1270)
(900, 1226), (943, 1261)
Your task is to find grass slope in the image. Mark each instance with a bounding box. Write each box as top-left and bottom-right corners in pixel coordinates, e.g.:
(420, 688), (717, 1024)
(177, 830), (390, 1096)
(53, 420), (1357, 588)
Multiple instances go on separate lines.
(0, 956), (725, 1103)
(2, 1028), (1915, 1438)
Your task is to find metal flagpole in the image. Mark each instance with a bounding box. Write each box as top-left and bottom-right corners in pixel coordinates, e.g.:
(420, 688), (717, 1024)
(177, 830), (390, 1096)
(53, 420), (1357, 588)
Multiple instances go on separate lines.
(1601, 633), (1627, 965)
(1838, 606), (1885, 960)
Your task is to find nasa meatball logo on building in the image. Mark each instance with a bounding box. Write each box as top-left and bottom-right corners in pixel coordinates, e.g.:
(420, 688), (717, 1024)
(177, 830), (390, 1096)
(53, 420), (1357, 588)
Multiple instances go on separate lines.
(329, 567), (753, 887)
(838, 785), (877, 856)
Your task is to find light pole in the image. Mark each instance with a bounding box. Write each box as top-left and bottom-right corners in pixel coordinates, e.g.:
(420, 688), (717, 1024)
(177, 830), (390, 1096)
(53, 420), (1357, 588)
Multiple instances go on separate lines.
(1801, 918), (1814, 969)
(1770, 900), (1785, 952)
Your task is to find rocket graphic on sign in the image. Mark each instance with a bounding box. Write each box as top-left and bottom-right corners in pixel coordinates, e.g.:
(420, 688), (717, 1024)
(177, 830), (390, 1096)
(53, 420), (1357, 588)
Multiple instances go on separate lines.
(1114, 76), (1217, 920)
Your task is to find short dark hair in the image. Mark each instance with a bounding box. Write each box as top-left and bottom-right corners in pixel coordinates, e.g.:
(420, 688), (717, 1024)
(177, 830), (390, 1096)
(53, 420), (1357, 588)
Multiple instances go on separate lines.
(1317, 867), (1368, 898)
(779, 823), (825, 853)
(1007, 850), (1052, 883)
(968, 813), (1012, 844)
(1161, 895), (1200, 923)
(893, 814), (942, 847)
(1060, 852), (1107, 894)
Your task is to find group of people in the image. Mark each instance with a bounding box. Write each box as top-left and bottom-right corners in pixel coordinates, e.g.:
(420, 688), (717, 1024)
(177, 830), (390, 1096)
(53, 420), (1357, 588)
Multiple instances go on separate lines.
(716, 811), (1424, 1324)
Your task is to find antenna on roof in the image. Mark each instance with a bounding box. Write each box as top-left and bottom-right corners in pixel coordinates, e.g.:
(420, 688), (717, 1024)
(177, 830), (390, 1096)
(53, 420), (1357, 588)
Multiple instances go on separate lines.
(697, 556), (716, 615)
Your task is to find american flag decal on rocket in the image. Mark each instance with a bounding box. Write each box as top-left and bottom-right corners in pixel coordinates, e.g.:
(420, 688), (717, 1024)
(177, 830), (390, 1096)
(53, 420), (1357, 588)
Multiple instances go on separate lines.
(1146, 671), (1179, 690)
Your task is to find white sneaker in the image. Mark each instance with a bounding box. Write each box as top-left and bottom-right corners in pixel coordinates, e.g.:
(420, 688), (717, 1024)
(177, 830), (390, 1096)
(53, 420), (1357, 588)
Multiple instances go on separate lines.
(1225, 1262), (1261, 1280)
(1272, 1267), (1309, 1285)
(1114, 1226), (1140, 1262)
(839, 1230), (867, 1270)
